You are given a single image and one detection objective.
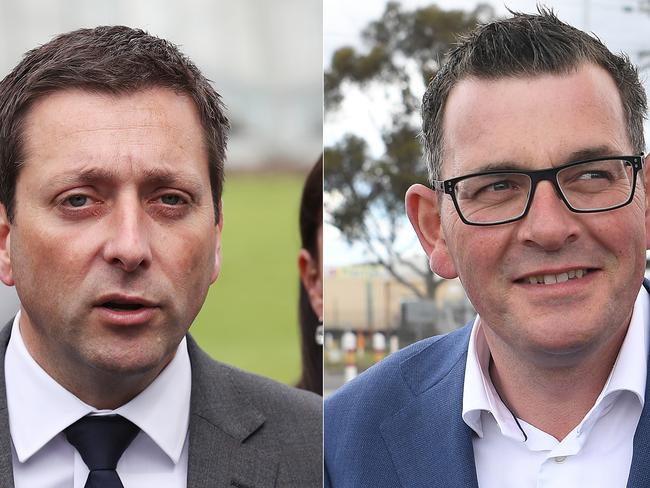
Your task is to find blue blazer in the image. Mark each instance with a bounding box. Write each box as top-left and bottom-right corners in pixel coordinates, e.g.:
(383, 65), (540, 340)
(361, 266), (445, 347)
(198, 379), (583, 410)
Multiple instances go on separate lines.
(325, 280), (650, 487)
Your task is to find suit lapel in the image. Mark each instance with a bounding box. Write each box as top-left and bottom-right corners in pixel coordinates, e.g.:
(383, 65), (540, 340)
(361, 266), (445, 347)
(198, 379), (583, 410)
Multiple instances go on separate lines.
(0, 322), (15, 487)
(380, 326), (478, 488)
(186, 336), (278, 488)
(626, 279), (650, 487)
(629, 380), (650, 487)
(186, 416), (278, 488)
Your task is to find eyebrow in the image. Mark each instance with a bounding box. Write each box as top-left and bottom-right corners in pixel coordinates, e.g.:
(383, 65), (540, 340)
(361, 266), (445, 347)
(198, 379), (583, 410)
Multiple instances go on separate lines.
(49, 167), (118, 187)
(562, 145), (622, 163)
(48, 166), (206, 193)
(141, 167), (205, 192)
(469, 145), (623, 174)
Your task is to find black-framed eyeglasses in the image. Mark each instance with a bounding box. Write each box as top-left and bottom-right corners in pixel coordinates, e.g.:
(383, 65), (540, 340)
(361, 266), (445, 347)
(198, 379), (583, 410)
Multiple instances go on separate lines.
(433, 155), (645, 226)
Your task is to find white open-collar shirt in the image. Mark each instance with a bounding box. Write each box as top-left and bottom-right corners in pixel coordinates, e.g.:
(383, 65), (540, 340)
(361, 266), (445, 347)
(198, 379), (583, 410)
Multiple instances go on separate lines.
(462, 286), (649, 488)
(5, 311), (191, 488)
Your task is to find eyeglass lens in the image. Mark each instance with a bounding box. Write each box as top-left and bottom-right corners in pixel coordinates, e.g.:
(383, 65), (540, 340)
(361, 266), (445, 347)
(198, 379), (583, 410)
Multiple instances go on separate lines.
(454, 159), (635, 224)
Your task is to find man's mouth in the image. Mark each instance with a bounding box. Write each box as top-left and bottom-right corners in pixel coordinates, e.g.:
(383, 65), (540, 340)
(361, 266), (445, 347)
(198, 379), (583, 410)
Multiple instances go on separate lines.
(102, 301), (147, 311)
(518, 268), (593, 285)
(93, 295), (159, 325)
(95, 295), (157, 311)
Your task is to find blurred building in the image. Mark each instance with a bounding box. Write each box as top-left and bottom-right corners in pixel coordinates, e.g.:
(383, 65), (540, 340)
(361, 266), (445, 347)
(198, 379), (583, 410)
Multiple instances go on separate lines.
(324, 262), (475, 342)
(325, 264), (421, 333)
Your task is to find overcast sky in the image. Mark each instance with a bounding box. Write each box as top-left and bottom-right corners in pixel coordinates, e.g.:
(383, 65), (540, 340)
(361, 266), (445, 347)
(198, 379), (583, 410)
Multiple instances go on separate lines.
(325, 0), (650, 64)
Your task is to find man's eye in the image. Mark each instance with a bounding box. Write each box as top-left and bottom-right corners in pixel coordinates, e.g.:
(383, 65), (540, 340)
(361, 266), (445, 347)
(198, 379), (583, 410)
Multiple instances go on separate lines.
(160, 194), (184, 205)
(474, 179), (518, 197)
(65, 195), (89, 207)
(576, 171), (610, 181)
(488, 181), (514, 192)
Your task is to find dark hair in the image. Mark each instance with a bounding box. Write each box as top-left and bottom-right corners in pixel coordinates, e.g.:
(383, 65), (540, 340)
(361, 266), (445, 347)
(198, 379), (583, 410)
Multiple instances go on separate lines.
(296, 155), (323, 395)
(421, 7), (647, 183)
(0, 25), (229, 222)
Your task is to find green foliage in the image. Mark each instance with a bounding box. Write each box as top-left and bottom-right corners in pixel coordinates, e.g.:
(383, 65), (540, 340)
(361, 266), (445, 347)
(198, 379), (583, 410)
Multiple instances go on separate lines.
(325, 2), (494, 298)
(326, 2), (494, 111)
(190, 172), (304, 385)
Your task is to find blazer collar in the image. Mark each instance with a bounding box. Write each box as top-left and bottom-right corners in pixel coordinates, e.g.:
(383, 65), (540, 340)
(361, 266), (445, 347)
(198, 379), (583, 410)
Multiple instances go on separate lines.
(0, 322), (15, 487)
(627, 278), (650, 487)
(380, 324), (479, 488)
(186, 335), (277, 488)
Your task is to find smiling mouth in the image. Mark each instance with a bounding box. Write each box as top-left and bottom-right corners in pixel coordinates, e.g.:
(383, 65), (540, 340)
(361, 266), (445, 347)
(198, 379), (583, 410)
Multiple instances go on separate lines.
(519, 268), (593, 285)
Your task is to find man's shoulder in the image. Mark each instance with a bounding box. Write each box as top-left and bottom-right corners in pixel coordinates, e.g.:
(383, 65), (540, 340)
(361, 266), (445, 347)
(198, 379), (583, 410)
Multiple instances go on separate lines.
(186, 335), (322, 486)
(214, 354), (322, 418)
(187, 335), (321, 418)
(324, 324), (472, 487)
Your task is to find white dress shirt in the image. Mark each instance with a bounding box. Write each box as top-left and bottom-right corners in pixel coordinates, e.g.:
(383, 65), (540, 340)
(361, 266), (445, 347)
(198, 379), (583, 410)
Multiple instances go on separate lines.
(462, 287), (649, 488)
(5, 311), (191, 488)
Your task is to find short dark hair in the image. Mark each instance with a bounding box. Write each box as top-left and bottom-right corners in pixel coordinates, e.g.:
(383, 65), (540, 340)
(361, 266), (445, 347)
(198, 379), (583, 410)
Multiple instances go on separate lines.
(297, 155), (323, 396)
(421, 8), (647, 183)
(0, 25), (229, 222)
(299, 155), (323, 257)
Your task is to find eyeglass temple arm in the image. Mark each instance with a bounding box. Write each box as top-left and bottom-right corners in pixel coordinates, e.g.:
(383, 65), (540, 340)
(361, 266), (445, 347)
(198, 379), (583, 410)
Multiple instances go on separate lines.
(432, 180), (446, 192)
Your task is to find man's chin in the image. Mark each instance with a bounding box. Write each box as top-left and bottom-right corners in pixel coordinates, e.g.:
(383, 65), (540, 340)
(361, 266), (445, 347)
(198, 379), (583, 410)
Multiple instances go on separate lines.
(81, 342), (178, 378)
(91, 357), (167, 377)
(522, 336), (607, 368)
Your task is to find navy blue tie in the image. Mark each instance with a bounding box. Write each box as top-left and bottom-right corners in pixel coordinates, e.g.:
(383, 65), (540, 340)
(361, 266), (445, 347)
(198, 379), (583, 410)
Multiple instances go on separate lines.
(64, 415), (140, 488)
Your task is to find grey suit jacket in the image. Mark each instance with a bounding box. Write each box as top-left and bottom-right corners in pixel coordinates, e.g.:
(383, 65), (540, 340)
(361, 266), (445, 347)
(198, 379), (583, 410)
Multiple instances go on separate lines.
(0, 323), (323, 487)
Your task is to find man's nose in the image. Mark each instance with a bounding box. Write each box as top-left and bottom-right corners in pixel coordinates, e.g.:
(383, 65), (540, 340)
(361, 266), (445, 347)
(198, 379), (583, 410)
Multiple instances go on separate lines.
(101, 200), (152, 272)
(515, 180), (580, 251)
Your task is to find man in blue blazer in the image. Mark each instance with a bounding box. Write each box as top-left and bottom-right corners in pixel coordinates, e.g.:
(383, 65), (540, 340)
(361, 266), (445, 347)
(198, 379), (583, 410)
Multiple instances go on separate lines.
(326, 9), (650, 487)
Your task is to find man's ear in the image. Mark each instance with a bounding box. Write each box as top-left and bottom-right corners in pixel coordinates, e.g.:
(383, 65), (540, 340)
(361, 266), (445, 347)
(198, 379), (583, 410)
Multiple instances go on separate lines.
(405, 184), (458, 279)
(0, 205), (14, 286)
(298, 249), (323, 320)
(210, 204), (224, 284)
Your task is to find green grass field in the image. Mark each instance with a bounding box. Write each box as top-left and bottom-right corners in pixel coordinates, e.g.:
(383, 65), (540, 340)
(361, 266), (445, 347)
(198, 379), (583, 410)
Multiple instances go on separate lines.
(190, 171), (305, 385)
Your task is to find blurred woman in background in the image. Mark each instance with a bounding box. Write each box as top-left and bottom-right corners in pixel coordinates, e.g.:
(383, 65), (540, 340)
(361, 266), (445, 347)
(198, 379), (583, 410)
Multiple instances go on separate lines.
(296, 156), (323, 395)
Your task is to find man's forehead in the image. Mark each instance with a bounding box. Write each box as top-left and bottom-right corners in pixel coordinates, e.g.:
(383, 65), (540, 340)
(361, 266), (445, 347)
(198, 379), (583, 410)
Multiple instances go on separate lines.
(16, 87), (210, 190)
(439, 63), (629, 176)
(22, 87), (201, 139)
(21, 88), (205, 153)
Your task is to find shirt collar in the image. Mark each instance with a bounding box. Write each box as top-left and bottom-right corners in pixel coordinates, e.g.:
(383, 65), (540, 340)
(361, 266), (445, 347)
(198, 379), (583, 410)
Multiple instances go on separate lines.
(462, 316), (526, 441)
(5, 311), (191, 464)
(462, 285), (649, 441)
(602, 285), (649, 406)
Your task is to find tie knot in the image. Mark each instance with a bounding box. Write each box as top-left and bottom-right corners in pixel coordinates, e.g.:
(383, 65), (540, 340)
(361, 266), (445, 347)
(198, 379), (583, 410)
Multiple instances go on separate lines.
(65, 415), (140, 471)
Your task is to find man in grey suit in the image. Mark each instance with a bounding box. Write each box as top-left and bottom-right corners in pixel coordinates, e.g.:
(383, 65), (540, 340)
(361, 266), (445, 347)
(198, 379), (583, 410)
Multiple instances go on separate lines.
(0, 26), (321, 487)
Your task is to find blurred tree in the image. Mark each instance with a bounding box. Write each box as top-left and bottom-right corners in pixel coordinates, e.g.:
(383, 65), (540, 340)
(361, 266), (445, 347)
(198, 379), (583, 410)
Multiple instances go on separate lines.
(640, 0), (650, 14)
(325, 2), (494, 298)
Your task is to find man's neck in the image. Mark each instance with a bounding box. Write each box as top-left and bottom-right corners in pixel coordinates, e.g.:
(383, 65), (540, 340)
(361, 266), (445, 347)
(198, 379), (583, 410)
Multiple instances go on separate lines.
(484, 323), (629, 441)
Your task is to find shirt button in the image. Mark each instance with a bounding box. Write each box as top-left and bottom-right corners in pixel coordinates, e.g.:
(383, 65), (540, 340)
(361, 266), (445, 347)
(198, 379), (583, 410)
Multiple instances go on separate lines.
(554, 456), (567, 464)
